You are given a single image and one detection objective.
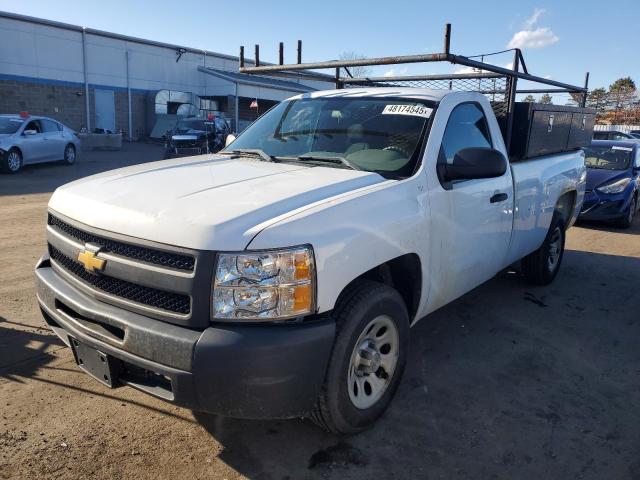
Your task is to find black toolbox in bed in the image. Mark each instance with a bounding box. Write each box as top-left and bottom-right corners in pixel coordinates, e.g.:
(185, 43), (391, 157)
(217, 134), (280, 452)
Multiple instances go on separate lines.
(509, 103), (596, 160)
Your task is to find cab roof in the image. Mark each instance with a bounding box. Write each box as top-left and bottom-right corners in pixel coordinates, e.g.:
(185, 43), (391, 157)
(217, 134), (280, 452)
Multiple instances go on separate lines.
(289, 87), (451, 103)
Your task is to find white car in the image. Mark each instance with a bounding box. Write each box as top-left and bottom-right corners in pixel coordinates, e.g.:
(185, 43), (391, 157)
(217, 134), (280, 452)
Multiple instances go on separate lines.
(35, 88), (586, 434)
(0, 114), (80, 173)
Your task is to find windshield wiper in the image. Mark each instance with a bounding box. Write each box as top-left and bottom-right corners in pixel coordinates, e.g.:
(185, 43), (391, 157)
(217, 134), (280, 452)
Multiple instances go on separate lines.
(226, 149), (277, 162)
(293, 155), (361, 171)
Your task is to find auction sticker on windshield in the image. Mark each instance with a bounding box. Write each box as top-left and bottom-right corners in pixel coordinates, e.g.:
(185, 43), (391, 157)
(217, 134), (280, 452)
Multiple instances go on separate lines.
(382, 104), (432, 118)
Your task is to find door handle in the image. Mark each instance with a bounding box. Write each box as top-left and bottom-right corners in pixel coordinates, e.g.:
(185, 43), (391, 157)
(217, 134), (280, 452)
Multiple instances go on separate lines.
(490, 192), (508, 203)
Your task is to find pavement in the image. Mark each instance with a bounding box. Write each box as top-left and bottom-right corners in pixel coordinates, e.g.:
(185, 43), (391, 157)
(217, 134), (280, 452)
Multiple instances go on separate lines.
(1, 144), (639, 479)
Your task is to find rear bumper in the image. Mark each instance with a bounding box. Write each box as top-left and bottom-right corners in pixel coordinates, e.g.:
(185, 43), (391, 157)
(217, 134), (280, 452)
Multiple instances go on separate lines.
(35, 254), (335, 419)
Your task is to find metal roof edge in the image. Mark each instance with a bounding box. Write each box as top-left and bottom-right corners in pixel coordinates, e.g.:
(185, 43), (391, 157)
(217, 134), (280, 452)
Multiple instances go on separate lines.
(198, 66), (316, 93)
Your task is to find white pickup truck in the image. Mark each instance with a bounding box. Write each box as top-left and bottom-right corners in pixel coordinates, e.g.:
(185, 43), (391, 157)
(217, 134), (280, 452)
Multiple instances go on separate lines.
(35, 87), (586, 434)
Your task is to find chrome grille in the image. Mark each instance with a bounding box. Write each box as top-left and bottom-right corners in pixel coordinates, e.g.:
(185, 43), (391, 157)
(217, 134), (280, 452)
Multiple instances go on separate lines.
(48, 244), (191, 315)
(48, 214), (195, 271)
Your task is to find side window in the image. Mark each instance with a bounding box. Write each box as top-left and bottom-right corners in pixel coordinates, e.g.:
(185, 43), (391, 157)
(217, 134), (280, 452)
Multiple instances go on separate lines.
(41, 119), (60, 133)
(439, 103), (492, 164)
(24, 120), (42, 134)
(636, 150), (640, 168)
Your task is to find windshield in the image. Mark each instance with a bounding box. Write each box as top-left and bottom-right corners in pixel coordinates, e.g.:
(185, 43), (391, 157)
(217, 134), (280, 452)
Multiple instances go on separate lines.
(0, 117), (23, 134)
(224, 97), (434, 178)
(584, 145), (632, 170)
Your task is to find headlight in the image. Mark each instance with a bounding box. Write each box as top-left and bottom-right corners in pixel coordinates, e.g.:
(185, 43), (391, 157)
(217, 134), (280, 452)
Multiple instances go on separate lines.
(213, 245), (315, 321)
(596, 177), (631, 194)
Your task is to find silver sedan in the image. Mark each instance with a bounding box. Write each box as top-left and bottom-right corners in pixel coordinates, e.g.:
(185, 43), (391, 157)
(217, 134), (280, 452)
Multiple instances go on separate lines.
(0, 114), (81, 173)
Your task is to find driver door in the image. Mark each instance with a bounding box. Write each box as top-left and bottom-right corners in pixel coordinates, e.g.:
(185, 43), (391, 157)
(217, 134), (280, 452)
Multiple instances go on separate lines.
(19, 120), (47, 164)
(427, 101), (514, 309)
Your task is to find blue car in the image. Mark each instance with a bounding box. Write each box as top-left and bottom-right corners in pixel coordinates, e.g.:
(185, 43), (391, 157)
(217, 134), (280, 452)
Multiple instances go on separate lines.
(579, 140), (640, 228)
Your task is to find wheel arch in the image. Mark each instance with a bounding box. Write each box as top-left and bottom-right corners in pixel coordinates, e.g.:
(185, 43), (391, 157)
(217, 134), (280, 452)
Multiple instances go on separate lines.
(8, 145), (23, 157)
(334, 253), (422, 322)
(555, 189), (577, 229)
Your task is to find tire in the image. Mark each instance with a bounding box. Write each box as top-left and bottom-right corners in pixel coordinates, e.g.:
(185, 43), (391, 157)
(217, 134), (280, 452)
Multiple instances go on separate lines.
(1, 148), (22, 174)
(310, 280), (410, 435)
(522, 214), (566, 285)
(63, 144), (76, 165)
(617, 194), (637, 229)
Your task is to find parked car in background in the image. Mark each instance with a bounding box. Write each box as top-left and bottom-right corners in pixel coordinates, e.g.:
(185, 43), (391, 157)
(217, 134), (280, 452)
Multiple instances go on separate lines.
(593, 130), (640, 142)
(0, 114), (80, 173)
(163, 116), (231, 159)
(629, 131), (640, 139)
(579, 140), (640, 228)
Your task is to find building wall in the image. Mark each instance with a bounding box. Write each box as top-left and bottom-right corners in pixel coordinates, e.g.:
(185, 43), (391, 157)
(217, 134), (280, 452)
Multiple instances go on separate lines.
(0, 78), (150, 136)
(0, 78), (86, 129)
(0, 13), (331, 138)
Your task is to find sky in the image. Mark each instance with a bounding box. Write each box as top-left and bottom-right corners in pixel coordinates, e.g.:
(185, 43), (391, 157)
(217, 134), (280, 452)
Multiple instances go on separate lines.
(1, 0), (639, 103)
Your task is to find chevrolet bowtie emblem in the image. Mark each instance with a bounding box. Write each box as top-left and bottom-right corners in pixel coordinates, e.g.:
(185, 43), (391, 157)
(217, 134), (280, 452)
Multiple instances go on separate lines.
(77, 243), (106, 273)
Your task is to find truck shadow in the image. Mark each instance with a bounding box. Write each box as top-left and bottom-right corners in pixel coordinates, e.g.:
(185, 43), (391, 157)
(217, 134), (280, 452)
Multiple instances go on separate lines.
(0, 316), (63, 382)
(194, 249), (640, 479)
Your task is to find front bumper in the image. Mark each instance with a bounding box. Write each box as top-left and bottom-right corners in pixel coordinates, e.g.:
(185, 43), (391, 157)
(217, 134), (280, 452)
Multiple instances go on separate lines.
(35, 254), (335, 419)
(578, 190), (631, 222)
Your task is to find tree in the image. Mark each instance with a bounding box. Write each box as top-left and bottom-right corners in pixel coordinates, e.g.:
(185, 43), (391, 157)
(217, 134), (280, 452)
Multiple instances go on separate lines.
(586, 87), (608, 113)
(608, 77), (636, 110)
(569, 92), (585, 106)
(339, 51), (372, 78)
(539, 93), (553, 104)
(523, 95), (536, 103)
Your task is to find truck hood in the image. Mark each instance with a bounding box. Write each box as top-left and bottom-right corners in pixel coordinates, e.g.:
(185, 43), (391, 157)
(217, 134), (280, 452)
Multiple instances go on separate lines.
(49, 155), (385, 250)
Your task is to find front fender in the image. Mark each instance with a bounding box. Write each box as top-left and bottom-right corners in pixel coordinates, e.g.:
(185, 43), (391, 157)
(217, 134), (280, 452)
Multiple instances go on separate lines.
(246, 177), (431, 318)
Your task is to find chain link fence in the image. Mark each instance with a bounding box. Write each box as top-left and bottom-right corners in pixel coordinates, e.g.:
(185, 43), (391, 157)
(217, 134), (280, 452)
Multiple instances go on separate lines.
(343, 76), (510, 121)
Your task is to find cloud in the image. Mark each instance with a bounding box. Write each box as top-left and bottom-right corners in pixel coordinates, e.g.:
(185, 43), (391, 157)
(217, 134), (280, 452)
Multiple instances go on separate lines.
(383, 67), (408, 77)
(523, 8), (545, 29)
(508, 9), (559, 49)
(508, 27), (559, 49)
(454, 66), (478, 74)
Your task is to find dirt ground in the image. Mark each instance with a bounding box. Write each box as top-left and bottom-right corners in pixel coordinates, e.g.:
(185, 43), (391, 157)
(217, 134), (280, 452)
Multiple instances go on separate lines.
(1, 144), (639, 480)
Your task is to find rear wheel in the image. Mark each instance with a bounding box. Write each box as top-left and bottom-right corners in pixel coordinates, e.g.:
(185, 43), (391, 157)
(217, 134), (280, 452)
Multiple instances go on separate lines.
(522, 214), (566, 285)
(310, 280), (409, 435)
(63, 144), (76, 165)
(1, 148), (22, 174)
(618, 194), (637, 229)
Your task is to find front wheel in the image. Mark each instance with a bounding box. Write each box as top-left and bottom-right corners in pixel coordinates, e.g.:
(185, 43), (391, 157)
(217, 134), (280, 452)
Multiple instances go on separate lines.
(1, 148), (22, 174)
(522, 214), (566, 285)
(617, 194), (637, 229)
(310, 280), (409, 435)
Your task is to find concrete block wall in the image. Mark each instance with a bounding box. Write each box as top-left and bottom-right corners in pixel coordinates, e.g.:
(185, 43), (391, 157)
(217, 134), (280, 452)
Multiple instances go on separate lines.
(0, 79), (150, 137)
(0, 79), (87, 130)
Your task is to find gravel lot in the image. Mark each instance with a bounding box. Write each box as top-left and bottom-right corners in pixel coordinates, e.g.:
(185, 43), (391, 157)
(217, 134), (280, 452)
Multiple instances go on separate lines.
(1, 144), (639, 479)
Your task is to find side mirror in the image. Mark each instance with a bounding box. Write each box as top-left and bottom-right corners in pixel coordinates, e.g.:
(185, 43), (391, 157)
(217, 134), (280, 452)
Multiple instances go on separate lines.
(438, 147), (507, 184)
(23, 129), (38, 136)
(225, 134), (236, 148)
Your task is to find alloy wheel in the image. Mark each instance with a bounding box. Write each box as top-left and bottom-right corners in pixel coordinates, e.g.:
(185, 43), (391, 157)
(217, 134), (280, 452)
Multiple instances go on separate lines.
(7, 151), (21, 172)
(65, 146), (76, 164)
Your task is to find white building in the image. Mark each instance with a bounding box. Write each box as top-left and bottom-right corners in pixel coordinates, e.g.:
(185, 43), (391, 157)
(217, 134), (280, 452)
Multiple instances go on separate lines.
(0, 11), (331, 137)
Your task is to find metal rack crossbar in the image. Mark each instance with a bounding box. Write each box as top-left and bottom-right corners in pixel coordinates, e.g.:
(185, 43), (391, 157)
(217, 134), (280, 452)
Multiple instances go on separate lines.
(237, 24), (589, 149)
